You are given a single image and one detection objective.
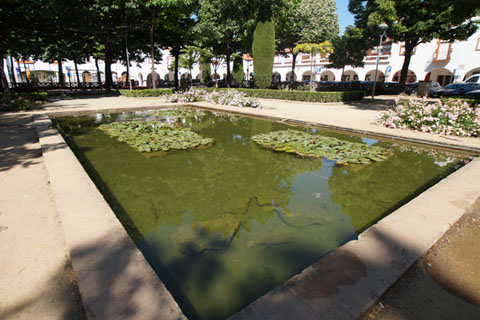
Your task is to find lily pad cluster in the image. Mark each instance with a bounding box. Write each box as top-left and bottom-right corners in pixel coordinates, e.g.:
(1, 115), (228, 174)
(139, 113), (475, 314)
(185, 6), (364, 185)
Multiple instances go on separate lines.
(251, 130), (389, 165)
(98, 120), (214, 153)
(154, 108), (206, 118)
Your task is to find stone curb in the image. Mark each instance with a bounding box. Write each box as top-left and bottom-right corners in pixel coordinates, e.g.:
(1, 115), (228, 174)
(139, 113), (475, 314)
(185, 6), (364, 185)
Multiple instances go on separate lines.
(228, 158), (480, 319)
(34, 114), (186, 320)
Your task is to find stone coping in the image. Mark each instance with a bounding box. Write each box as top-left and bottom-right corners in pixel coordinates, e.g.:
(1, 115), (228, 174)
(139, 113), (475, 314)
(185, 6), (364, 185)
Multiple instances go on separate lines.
(35, 100), (480, 319)
(34, 114), (186, 320)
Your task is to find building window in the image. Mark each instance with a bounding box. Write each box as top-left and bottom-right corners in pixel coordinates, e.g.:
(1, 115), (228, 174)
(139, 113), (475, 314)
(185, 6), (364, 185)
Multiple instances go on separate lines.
(433, 40), (452, 62)
(399, 44), (416, 56)
(476, 38), (480, 51)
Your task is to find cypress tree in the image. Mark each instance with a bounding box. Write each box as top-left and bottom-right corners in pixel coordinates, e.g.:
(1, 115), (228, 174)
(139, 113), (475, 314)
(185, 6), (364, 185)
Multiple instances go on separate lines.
(232, 55), (244, 85)
(252, 19), (275, 89)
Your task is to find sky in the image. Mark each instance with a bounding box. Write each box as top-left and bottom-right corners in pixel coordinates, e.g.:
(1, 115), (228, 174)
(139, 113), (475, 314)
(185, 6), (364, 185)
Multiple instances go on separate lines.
(336, 0), (355, 34)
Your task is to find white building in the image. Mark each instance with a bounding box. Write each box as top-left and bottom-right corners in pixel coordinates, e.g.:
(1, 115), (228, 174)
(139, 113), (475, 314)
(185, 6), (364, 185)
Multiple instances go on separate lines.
(271, 28), (480, 86)
(3, 28), (480, 88)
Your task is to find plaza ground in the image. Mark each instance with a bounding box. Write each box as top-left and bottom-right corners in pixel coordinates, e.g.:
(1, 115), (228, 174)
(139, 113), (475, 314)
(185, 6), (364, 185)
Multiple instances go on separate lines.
(0, 95), (479, 319)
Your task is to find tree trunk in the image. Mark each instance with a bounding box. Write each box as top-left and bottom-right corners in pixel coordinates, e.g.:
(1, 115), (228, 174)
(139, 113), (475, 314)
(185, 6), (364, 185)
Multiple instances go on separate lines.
(104, 38), (113, 92)
(341, 66), (345, 81)
(226, 53), (231, 88)
(150, 7), (157, 89)
(95, 58), (102, 87)
(0, 53), (10, 93)
(9, 56), (17, 88)
(74, 61), (80, 85)
(174, 50), (179, 91)
(398, 41), (416, 93)
(58, 59), (65, 89)
(290, 52), (297, 89)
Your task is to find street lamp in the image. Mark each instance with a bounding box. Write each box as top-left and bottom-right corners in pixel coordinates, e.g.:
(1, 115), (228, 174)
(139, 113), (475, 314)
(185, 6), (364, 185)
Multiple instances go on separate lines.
(372, 23), (388, 99)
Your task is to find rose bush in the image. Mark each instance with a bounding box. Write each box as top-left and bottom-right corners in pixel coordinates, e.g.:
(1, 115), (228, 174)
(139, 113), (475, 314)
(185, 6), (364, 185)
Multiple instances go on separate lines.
(376, 98), (480, 137)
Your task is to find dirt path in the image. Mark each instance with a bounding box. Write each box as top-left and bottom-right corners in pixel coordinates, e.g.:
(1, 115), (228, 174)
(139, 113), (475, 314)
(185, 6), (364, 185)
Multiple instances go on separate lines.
(361, 197), (480, 320)
(0, 113), (86, 319)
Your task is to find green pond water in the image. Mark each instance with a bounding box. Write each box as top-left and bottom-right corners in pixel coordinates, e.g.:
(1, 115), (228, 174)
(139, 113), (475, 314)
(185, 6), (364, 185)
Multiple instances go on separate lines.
(56, 108), (467, 320)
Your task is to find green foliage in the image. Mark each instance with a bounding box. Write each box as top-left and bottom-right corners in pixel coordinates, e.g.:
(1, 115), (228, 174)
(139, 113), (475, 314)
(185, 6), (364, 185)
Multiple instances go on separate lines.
(295, 0), (339, 43)
(328, 26), (365, 70)
(0, 92), (48, 112)
(293, 41), (333, 55)
(350, 0), (479, 90)
(251, 130), (389, 164)
(154, 108), (206, 117)
(98, 120), (214, 153)
(252, 20), (275, 89)
(120, 89), (172, 97)
(237, 89), (365, 102)
(232, 55), (244, 84)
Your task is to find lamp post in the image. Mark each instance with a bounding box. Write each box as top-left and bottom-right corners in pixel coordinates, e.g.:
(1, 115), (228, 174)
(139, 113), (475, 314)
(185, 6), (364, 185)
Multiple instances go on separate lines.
(118, 25), (133, 91)
(372, 23), (388, 99)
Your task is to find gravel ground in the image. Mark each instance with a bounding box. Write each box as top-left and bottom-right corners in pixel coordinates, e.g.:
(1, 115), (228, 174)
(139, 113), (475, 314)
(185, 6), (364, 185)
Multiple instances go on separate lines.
(360, 197), (480, 320)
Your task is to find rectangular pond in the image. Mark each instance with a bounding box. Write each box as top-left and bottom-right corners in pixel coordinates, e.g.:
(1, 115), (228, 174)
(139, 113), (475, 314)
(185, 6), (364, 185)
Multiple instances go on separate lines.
(54, 107), (469, 320)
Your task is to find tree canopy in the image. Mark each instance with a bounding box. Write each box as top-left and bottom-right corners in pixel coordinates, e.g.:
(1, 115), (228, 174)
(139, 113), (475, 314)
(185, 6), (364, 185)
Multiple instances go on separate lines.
(349, 0), (479, 91)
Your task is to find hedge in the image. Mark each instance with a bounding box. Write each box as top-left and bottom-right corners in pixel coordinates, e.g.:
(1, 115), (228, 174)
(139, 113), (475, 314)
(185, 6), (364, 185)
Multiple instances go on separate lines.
(120, 88), (172, 97)
(237, 89), (365, 102)
(119, 87), (365, 102)
(0, 91), (49, 101)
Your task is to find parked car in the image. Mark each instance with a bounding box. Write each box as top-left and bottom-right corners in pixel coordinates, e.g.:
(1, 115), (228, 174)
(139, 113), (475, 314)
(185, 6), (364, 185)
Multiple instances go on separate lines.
(466, 89), (480, 99)
(405, 81), (441, 96)
(430, 83), (480, 97)
(464, 75), (480, 84)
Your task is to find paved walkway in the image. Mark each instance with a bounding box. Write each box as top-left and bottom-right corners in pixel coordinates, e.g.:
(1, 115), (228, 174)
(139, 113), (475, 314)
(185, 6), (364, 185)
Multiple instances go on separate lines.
(1, 95), (479, 319)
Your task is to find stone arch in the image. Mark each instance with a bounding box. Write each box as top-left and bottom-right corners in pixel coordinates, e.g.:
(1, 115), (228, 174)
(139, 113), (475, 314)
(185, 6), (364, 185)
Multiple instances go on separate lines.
(302, 71), (313, 81)
(424, 68), (453, 86)
(392, 70), (417, 83)
(365, 70), (385, 82)
(342, 70), (358, 81)
(272, 72), (281, 82)
(285, 71), (297, 81)
(320, 70), (335, 81)
(180, 72), (191, 80)
(82, 71), (92, 83)
(212, 73), (220, 80)
(147, 71), (161, 87)
(196, 73), (202, 80)
(464, 67), (480, 80)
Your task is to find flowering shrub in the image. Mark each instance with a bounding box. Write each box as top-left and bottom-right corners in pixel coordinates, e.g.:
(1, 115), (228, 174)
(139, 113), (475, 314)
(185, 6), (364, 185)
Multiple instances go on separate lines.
(376, 98), (480, 137)
(167, 89), (261, 108)
(0, 93), (46, 112)
(168, 89), (207, 103)
(204, 90), (261, 108)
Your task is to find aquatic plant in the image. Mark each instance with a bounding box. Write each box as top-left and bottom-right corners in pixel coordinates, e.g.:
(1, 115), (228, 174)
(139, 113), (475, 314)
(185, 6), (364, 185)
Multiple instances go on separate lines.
(98, 120), (213, 152)
(376, 98), (480, 137)
(251, 130), (389, 165)
(154, 108), (206, 118)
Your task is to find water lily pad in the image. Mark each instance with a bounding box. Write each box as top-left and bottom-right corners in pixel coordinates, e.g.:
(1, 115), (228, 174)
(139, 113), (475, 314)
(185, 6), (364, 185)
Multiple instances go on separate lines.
(251, 130), (389, 165)
(98, 120), (214, 153)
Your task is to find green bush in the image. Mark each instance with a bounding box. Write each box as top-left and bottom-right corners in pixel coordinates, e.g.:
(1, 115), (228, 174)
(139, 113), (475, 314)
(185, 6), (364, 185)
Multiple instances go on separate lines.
(0, 92), (48, 112)
(236, 89), (365, 102)
(252, 19), (275, 89)
(120, 89), (172, 97)
(233, 55), (244, 85)
(441, 97), (479, 108)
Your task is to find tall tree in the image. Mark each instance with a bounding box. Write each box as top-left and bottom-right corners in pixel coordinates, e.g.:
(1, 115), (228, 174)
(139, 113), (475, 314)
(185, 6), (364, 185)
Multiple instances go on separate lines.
(349, 0), (480, 92)
(276, 0), (339, 85)
(293, 41), (333, 90)
(252, 20), (275, 89)
(328, 26), (366, 80)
